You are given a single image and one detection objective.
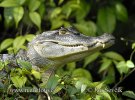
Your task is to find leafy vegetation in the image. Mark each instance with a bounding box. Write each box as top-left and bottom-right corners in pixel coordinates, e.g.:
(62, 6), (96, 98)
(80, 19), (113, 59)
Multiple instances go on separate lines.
(0, 0), (135, 99)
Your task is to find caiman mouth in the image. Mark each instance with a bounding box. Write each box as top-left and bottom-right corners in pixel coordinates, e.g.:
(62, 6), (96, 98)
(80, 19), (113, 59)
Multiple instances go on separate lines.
(43, 38), (115, 48)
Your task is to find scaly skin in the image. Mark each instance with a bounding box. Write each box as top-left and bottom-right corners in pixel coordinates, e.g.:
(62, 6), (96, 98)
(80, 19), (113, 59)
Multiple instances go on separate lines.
(0, 27), (115, 82)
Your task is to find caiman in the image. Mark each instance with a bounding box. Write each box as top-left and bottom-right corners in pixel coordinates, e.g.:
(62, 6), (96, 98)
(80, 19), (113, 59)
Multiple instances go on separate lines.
(0, 27), (115, 85)
(0, 27), (115, 99)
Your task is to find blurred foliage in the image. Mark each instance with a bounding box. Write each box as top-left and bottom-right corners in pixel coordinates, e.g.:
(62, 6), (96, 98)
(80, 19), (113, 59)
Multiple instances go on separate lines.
(0, 0), (135, 99)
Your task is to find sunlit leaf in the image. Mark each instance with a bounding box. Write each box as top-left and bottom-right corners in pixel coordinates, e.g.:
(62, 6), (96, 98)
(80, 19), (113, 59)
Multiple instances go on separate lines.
(13, 36), (26, 51)
(115, 2), (128, 22)
(32, 70), (41, 79)
(72, 68), (92, 81)
(116, 61), (128, 74)
(98, 91), (111, 100)
(11, 76), (27, 88)
(75, 81), (87, 93)
(51, 7), (62, 18)
(103, 51), (124, 61)
(0, 0), (25, 7)
(28, 0), (41, 12)
(126, 60), (134, 68)
(13, 6), (24, 27)
(25, 34), (35, 42)
(97, 7), (116, 33)
(132, 43), (135, 49)
(29, 12), (41, 30)
(0, 38), (13, 51)
(51, 19), (64, 29)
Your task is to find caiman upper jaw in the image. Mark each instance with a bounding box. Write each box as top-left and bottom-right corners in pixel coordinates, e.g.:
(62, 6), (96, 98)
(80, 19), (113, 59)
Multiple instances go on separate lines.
(42, 33), (115, 49)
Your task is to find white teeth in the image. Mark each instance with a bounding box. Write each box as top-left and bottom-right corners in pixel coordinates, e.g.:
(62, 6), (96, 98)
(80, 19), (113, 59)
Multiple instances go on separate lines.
(102, 43), (105, 48)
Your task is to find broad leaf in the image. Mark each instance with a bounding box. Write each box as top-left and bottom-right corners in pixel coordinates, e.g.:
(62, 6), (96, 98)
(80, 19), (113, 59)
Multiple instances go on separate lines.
(32, 70), (41, 79)
(126, 60), (134, 68)
(4, 8), (14, 28)
(46, 76), (59, 90)
(104, 51), (124, 61)
(13, 6), (24, 27)
(11, 76), (27, 88)
(116, 61), (128, 74)
(115, 2), (128, 22)
(83, 52), (101, 68)
(0, 38), (13, 51)
(122, 91), (135, 99)
(29, 12), (41, 30)
(75, 21), (97, 36)
(99, 59), (112, 73)
(25, 34), (35, 42)
(72, 68), (92, 81)
(13, 36), (26, 52)
(0, 0), (25, 7)
(28, 0), (41, 12)
(97, 7), (116, 33)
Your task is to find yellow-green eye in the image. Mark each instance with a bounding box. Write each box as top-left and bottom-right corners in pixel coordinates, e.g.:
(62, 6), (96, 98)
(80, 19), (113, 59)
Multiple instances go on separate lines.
(59, 29), (67, 35)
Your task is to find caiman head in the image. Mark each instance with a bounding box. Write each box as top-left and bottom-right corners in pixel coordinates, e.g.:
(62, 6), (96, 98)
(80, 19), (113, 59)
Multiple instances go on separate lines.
(27, 27), (115, 68)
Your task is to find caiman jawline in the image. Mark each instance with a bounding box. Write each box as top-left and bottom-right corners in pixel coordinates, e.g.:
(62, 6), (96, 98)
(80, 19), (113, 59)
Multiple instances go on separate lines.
(42, 38), (114, 48)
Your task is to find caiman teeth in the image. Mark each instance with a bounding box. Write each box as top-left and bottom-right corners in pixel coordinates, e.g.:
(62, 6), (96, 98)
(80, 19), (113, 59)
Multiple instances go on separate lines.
(102, 43), (105, 48)
(59, 43), (84, 47)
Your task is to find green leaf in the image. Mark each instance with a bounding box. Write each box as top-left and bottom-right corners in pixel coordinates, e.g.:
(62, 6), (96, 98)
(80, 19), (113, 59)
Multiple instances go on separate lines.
(38, 3), (46, 19)
(98, 91), (111, 100)
(0, 38), (13, 51)
(126, 60), (134, 68)
(75, 21), (97, 36)
(51, 19), (64, 29)
(103, 67), (115, 84)
(83, 52), (101, 68)
(51, 7), (62, 18)
(132, 43), (135, 49)
(13, 6), (24, 27)
(122, 91), (135, 99)
(99, 59), (112, 73)
(17, 60), (32, 72)
(25, 34), (35, 42)
(0, 61), (5, 70)
(104, 51), (124, 61)
(0, 0), (25, 7)
(75, 81), (87, 93)
(29, 12), (41, 30)
(116, 61), (128, 74)
(28, 0), (41, 12)
(46, 76), (59, 90)
(13, 36), (25, 51)
(67, 62), (76, 71)
(115, 2), (128, 22)
(97, 6), (116, 33)
(72, 68), (92, 81)
(31, 70), (41, 79)
(4, 8), (14, 28)
(11, 76), (27, 88)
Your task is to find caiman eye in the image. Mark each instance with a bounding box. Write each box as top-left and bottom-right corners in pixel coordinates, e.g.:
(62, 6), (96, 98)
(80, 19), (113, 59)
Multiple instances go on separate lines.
(59, 27), (71, 35)
(59, 29), (67, 35)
